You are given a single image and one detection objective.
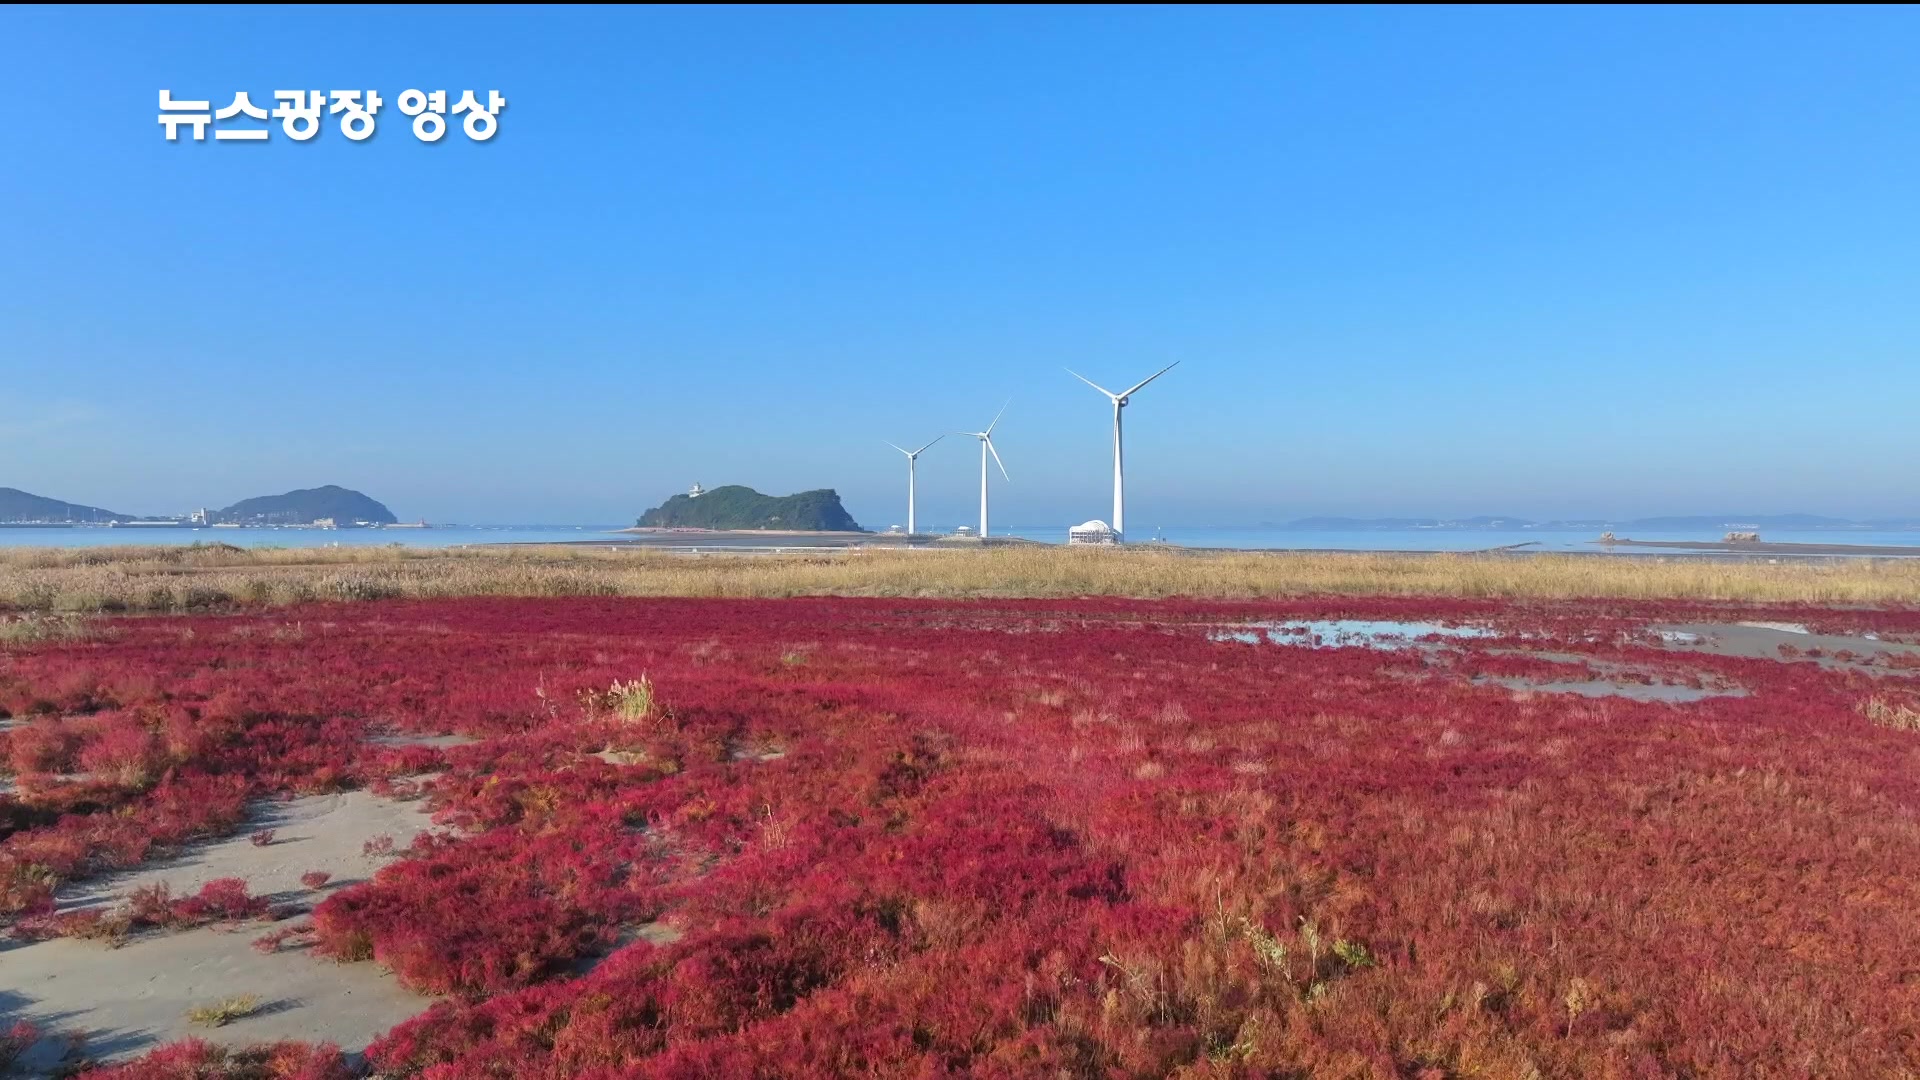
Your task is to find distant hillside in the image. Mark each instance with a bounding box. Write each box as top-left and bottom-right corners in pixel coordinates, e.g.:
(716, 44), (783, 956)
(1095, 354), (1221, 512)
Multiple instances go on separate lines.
(0, 487), (130, 523)
(216, 485), (397, 525)
(1622, 514), (1855, 531)
(637, 486), (863, 531)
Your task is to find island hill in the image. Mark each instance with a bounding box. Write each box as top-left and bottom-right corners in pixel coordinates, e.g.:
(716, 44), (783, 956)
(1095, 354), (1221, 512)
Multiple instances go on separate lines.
(0, 484), (399, 526)
(629, 486), (864, 533)
(215, 485), (397, 526)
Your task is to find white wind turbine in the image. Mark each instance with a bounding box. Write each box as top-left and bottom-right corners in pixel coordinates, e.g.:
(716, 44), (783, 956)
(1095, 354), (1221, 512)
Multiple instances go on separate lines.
(1064, 361), (1179, 541)
(884, 435), (946, 536)
(957, 403), (1010, 539)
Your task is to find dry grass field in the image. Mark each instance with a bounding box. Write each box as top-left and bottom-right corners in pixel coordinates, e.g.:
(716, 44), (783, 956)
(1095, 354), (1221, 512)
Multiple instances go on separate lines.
(4, 543), (1920, 613)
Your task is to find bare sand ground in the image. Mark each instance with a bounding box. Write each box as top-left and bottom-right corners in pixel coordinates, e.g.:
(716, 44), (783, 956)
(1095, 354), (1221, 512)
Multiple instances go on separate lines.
(0, 791), (439, 1073)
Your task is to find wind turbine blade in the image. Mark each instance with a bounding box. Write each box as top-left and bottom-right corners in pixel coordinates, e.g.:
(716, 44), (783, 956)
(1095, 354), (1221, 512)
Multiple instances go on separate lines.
(984, 437), (1010, 481)
(1065, 368), (1118, 399)
(985, 400), (1010, 435)
(911, 433), (947, 456)
(1119, 360), (1181, 399)
(885, 441), (912, 456)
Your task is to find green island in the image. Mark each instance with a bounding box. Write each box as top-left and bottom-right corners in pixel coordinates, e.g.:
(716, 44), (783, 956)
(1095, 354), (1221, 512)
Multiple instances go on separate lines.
(633, 486), (863, 531)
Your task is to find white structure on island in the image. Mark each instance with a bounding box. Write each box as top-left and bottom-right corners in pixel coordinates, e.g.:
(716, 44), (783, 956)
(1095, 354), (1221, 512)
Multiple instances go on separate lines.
(884, 435), (946, 536)
(1064, 361), (1180, 542)
(1068, 519), (1117, 545)
(688, 483), (706, 498)
(956, 403), (1010, 539)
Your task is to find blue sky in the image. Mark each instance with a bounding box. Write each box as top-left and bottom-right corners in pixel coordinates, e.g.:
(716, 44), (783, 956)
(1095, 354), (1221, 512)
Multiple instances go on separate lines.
(3, 6), (1917, 526)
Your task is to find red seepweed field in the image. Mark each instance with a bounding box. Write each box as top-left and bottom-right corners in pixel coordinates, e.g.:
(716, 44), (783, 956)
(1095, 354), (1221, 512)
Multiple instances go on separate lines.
(4, 595), (1920, 1078)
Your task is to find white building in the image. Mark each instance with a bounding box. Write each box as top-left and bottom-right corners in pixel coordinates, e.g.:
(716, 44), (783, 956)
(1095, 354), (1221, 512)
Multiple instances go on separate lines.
(1068, 519), (1117, 546)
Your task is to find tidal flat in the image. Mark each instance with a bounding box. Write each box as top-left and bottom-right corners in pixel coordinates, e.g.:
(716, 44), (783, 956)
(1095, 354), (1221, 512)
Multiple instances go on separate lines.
(1, 594), (1916, 1074)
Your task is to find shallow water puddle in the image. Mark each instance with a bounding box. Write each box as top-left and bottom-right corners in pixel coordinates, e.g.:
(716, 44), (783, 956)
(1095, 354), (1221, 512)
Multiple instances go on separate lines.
(1218, 619), (1499, 649)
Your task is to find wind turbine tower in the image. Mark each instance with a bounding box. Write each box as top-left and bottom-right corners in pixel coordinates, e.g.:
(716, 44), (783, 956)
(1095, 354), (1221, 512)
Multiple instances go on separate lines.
(1064, 361), (1179, 541)
(885, 435), (945, 536)
(957, 403), (1010, 539)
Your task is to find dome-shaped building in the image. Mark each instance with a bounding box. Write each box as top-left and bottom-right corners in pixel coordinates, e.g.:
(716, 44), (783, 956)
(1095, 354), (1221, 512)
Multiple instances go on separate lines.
(1068, 520), (1117, 546)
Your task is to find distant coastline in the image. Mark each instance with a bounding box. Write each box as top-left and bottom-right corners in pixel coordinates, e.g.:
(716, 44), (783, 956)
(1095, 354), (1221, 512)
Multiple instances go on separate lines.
(0, 484), (401, 527)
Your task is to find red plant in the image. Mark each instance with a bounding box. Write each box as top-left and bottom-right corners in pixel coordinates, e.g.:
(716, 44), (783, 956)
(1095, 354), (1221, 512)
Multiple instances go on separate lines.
(1, 595), (1916, 1075)
(250, 829), (276, 847)
(299, 870), (331, 890)
(119, 878), (272, 933)
(0, 1021), (39, 1071)
(75, 714), (167, 788)
(76, 1037), (351, 1079)
(8, 717), (81, 775)
(253, 922), (316, 954)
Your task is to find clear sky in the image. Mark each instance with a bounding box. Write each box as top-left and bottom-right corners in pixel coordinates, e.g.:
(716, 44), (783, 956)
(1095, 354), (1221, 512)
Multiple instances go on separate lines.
(3, 6), (1917, 526)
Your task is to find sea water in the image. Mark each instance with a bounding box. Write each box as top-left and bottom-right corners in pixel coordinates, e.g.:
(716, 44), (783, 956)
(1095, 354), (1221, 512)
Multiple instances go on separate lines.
(0, 525), (628, 549)
(5, 524), (1919, 553)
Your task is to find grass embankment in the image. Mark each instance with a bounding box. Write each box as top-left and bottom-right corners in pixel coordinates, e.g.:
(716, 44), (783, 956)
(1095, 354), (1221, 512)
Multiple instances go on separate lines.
(4, 544), (1920, 611)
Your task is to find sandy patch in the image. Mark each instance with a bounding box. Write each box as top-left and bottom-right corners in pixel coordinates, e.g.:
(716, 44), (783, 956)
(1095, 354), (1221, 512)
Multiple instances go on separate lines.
(1484, 676), (1740, 703)
(60, 790), (438, 910)
(0, 791), (439, 1071)
(1469, 648), (1748, 702)
(367, 732), (476, 749)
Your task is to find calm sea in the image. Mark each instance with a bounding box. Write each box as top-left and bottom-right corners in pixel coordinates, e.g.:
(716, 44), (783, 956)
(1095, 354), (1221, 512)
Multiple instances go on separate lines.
(5, 523), (1918, 554)
(0, 525), (626, 549)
